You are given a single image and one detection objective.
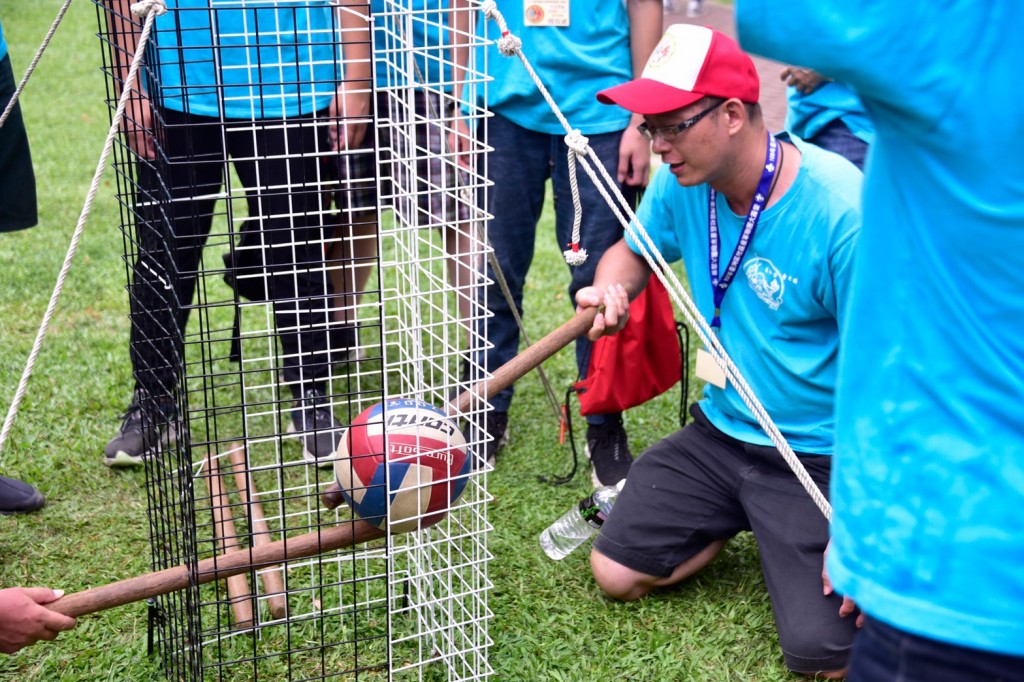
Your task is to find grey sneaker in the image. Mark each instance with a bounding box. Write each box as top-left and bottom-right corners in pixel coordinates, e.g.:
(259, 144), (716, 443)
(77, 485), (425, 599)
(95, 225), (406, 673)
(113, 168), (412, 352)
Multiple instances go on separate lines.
(584, 416), (633, 487)
(103, 389), (180, 468)
(287, 389), (344, 467)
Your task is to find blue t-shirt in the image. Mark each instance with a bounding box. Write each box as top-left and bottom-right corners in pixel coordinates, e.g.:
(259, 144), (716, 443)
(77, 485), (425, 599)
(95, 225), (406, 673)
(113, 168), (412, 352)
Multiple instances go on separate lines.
(739, 0), (1024, 656)
(474, 0), (633, 135)
(632, 136), (861, 453)
(0, 16), (8, 62)
(370, 0), (452, 91)
(150, 0), (341, 119)
(786, 81), (874, 146)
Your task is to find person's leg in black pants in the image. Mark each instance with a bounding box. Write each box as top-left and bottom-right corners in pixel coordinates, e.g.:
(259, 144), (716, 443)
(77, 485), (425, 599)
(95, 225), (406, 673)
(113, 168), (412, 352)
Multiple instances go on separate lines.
(106, 108), (222, 466)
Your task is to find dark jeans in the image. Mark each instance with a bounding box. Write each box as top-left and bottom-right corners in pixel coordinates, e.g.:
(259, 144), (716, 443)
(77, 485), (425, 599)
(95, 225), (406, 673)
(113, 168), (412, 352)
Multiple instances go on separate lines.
(128, 107), (331, 400)
(809, 118), (868, 170)
(478, 113), (637, 420)
(850, 617), (1024, 682)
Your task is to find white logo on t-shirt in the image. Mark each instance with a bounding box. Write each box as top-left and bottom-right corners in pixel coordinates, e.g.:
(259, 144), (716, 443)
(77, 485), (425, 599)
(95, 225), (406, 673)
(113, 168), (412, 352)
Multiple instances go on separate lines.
(744, 257), (790, 311)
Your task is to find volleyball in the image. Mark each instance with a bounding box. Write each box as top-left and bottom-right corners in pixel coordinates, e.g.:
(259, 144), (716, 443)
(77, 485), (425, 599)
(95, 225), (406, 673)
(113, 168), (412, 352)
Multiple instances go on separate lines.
(334, 398), (470, 533)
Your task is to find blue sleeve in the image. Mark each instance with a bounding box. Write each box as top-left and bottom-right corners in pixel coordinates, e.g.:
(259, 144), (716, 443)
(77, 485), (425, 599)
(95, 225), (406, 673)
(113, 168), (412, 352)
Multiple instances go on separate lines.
(627, 166), (684, 265)
(735, 0), (976, 127)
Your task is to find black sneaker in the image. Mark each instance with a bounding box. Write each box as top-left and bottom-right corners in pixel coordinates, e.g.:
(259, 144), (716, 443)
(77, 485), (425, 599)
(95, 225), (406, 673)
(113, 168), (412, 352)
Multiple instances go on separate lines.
(584, 416), (633, 487)
(463, 410), (509, 468)
(103, 389), (180, 468)
(287, 389), (344, 467)
(0, 475), (45, 514)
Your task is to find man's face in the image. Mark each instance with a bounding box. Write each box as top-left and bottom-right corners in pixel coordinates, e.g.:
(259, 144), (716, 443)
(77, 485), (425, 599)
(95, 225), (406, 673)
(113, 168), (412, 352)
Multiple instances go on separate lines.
(642, 97), (727, 186)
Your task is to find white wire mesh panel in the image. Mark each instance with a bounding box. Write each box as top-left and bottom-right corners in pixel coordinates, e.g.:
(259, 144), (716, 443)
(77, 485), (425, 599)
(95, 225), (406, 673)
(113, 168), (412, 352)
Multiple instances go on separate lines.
(97, 0), (493, 679)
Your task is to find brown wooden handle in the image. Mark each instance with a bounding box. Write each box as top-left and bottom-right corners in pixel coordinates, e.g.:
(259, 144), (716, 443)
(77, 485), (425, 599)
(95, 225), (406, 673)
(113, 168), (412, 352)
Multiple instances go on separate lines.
(47, 519), (385, 618)
(205, 454), (254, 630)
(447, 306), (599, 416)
(228, 445), (288, 620)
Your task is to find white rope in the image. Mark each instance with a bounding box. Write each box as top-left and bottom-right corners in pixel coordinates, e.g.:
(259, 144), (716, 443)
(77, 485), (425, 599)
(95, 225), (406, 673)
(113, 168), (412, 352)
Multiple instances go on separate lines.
(0, 0), (75, 130)
(563, 130), (589, 266)
(0, 0), (168, 458)
(478, 1), (832, 520)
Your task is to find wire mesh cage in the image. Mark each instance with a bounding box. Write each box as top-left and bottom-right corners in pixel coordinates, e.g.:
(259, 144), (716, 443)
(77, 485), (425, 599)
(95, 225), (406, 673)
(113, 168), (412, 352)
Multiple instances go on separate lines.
(95, 0), (493, 678)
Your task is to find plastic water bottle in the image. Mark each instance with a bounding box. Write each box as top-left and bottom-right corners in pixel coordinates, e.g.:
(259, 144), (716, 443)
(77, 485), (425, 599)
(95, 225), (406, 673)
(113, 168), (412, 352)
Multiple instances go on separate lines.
(539, 479), (626, 560)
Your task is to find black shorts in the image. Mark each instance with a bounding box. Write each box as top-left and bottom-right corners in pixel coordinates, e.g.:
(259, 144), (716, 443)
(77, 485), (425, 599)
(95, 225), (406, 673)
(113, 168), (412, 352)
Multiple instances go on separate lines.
(0, 54), (37, 232)
(594, 404), (857, 673)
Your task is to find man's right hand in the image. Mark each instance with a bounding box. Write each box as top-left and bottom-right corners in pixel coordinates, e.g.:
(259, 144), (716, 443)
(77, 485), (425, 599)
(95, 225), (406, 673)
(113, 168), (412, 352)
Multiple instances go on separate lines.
(0, 587), (77, 655)
(575, 283), (630, 341)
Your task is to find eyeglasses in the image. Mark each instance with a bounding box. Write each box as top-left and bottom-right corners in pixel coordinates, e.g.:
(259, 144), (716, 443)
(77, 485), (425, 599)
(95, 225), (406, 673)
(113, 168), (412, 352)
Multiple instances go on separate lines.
(636, 99), (726, 142)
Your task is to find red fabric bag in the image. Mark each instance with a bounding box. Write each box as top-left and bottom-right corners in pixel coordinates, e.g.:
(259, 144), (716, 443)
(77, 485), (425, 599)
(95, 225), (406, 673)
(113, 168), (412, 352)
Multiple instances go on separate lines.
(574, 275), (682, 415)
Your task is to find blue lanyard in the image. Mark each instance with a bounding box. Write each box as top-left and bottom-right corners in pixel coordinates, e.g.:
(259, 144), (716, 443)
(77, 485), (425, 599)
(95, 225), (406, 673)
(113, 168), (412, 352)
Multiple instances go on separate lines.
(708, 131), (779, 330)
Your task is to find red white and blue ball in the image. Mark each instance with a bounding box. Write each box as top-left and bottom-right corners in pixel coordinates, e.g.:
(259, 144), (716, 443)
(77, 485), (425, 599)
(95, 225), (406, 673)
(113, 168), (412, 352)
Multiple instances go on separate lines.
(334, 398), (470, 533)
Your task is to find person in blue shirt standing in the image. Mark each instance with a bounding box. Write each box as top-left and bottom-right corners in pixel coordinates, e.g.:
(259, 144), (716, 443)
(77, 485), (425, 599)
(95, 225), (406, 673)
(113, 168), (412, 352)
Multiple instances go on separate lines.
(780, 67), (873, 171)
(101, 0), (370, 468)
(577, 25), (862, 677)
(451, 0), (662, 485)
(737, 2), (1024, 680)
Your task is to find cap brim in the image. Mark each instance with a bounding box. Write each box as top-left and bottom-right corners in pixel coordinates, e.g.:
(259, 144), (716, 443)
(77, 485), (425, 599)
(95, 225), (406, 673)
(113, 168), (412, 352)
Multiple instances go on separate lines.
(596, 78), (704, 115)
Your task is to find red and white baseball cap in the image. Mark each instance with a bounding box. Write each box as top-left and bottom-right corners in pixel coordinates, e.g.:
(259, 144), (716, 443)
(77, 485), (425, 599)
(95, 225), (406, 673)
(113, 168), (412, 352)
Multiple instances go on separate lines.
(597, 24), (759, 115)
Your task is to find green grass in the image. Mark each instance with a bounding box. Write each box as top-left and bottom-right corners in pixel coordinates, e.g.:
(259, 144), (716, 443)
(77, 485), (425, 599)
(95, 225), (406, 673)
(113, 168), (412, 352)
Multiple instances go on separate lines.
(2, 2), (795, 680)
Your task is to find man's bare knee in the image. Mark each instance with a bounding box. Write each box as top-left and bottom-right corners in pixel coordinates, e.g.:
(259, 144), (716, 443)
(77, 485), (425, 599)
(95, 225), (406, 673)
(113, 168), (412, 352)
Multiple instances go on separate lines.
(591, 540), (728, 601)
(590, 549), (656, 601)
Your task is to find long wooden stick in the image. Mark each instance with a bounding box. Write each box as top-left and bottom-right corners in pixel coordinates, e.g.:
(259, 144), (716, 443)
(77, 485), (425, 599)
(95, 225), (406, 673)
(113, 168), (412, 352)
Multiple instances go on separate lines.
(204, 454), (254, 630)
(227, 444), (288, 620)
(447, 306), (598, 415)
(47, 519), (385, 618)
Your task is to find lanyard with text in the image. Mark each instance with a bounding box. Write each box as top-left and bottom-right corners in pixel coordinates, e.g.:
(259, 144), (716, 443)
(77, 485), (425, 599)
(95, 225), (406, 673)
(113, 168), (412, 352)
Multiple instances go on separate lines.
(708, 131), (779, 330)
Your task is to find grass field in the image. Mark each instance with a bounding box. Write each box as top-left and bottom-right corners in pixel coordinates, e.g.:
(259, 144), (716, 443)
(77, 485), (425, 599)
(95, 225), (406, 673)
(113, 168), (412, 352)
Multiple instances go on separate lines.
(1, 2), (799, 680)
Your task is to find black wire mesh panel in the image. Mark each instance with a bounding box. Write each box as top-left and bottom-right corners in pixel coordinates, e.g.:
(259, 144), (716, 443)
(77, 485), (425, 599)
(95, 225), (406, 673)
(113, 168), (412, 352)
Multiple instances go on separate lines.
(96, 0), (492, 679)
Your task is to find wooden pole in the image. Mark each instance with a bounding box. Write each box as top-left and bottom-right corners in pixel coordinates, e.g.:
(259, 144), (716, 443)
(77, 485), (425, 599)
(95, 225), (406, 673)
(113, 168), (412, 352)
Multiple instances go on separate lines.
(447, 306), (598, 415)
(204, 454), (254, 630)
(227, 444), (288, 620)
(47, 519), (385, 618)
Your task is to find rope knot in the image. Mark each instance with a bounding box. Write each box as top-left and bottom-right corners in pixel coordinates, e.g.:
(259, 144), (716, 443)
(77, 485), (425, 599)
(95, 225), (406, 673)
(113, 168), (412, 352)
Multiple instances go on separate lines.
(481, 0), (498, 19)
(496, 32), (522, 57)
(131, 0), (168, 19)
(564, 130), (590, 157)
(562, 243), (588, 266)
